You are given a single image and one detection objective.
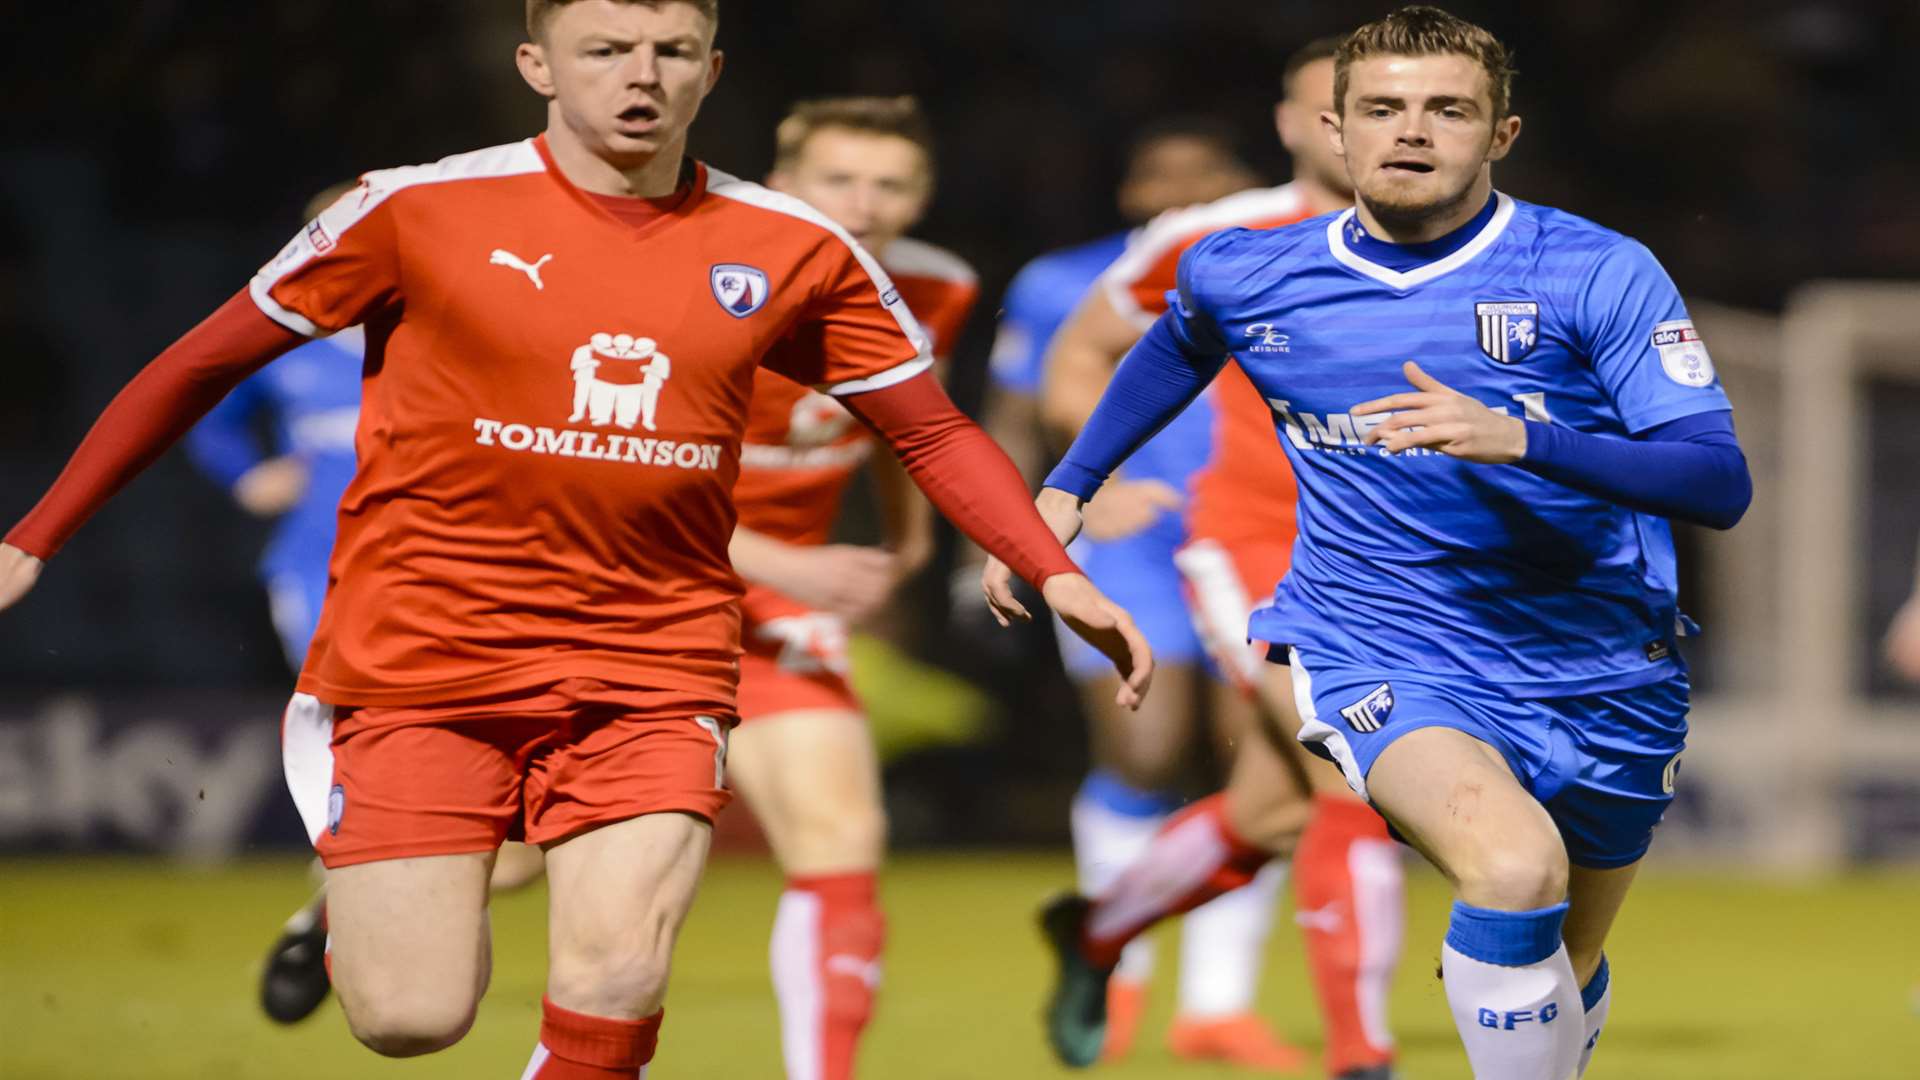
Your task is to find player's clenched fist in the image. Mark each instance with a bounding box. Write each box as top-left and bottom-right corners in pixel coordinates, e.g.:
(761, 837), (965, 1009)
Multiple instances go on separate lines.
(0, 543), (45, 612)
(1354, 361), (1530, 463)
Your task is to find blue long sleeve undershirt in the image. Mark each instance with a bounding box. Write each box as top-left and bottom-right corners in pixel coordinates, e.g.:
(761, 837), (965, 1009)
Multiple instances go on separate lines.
(1046, 312), (1752, 531)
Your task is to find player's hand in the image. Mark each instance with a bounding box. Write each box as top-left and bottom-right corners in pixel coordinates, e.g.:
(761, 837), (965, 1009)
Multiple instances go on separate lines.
(0, 543), (45, 613)
(1042, 572), (1155, 709)
(981, 488), (1084, 626)
(1081, 478), (1183, 542)
(234, 457), (310, 518)
(769, 544), (902, 623)
(1885, 595), (1920, 684)
(1354, 361), (1529, 464)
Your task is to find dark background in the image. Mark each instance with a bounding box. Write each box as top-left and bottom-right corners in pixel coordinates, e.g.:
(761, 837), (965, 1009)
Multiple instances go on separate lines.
(3, 2), (1918, 843)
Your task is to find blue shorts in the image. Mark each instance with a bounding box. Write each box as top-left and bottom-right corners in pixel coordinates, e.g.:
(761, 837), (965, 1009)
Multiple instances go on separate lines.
(1285, 647), (1688, 869)
(1057, 532), (1205, 680)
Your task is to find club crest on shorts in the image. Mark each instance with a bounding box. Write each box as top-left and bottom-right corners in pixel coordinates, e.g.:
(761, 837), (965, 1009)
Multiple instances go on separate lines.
(326, 784), (346, 836)
(1339, 683), (1395, 733)
(711, 263), (770, 318)
(1476, 301), (1539, 363)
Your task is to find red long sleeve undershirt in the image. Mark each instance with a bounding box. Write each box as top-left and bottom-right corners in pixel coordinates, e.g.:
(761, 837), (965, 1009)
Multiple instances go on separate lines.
(6, 294), (1079, 591)
(839, 373), (1080, 589)
(7, 290), (304, 559)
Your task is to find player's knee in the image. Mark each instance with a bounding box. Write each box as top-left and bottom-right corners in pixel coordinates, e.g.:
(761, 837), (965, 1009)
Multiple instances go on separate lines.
(1460, 841), (1569, 910)
(344, 994), (477, 1058)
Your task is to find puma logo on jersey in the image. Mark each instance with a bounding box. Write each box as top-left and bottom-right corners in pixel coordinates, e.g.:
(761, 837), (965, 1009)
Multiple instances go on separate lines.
(490, 249), (553, 290)
(825, 954), (883, 989)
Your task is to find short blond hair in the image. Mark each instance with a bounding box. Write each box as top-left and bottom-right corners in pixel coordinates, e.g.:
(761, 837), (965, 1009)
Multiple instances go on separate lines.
(1335, 6), (1516, 117)
(526, 0), (718, 40)
(773, 96), (935, 173)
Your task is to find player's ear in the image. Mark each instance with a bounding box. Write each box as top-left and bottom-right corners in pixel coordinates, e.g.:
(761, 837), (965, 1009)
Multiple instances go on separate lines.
(1320, 109), (1346, 160)
(1486, 113), (1522, 162)
(516, 41), (556, 99)
(705, 48), (725, 93)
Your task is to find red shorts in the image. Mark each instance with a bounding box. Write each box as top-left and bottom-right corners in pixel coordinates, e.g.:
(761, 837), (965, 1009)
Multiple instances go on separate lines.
(1174, 536), (1295, 692)
(735, 605), (862, 723)
(282, 678), (734, 868)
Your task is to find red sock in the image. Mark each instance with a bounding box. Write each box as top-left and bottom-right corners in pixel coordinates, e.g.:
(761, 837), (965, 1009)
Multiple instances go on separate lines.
(1081, 794), (1273, 970)
(523, 997), (662, 1078)
(771, 872), (885, 1080)
(1293, 794), (1403, 1074)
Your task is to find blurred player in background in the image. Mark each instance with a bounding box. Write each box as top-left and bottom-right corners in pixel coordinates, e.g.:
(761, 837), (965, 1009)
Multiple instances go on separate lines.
(1038, 37), (1405, 1079)
(995, 7), (1751, 1078)
(990, 124), (1318, 1070)
(0, 2), (1150, 1077)
(187, 183), (363, 673)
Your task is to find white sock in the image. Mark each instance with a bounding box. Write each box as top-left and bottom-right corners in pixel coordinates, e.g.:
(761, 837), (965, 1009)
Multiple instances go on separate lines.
(1441, 901), (1584, 1080)
(1175, 860), (1286, 1016)
(1577, 956), (1611, 1077)
(1071, 772), (1177, 983)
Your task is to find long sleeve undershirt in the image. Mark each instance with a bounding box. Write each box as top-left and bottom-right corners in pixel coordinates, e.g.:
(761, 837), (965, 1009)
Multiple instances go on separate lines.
(1047, 311), (1751, 531)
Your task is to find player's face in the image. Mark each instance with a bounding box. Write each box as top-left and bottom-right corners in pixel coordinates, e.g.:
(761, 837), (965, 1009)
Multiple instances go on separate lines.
(1324, 53), (1520, 230)
(519, 1), (724, 167)
(1275, 58), (1351, 199)
(1116, 135), (1260, 224)
(768, 129), (932, 254)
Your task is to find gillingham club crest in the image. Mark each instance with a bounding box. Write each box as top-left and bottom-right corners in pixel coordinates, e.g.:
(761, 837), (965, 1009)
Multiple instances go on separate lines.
(711, 263), (771, 318)
(1476, 300), (1539, 363)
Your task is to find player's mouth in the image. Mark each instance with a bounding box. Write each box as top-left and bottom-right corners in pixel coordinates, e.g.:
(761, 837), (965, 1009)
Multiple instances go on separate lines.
(1381, 159), (1436, 175)
(616, 104), (662, 133)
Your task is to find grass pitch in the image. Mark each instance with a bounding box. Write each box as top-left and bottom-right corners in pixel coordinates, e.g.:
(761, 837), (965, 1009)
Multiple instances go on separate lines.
(1, 853), (1915, 1079)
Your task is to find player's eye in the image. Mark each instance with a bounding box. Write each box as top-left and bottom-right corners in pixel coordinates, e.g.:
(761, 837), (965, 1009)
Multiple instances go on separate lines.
(586, 46), (615, 58)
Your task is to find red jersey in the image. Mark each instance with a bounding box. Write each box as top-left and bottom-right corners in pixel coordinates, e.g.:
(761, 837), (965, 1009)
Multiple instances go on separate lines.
(249, 136), (934, 708)
(1099, 184), (1315, 546)
(731, 237), (978, 545)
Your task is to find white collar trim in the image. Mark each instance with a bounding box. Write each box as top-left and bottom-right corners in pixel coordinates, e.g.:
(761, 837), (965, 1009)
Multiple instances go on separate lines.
(1326, 191), (1515, 290)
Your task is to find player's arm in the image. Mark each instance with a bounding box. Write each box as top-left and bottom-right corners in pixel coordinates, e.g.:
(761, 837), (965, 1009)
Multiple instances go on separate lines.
(1039, 286), (1148, 445)
(1039, 254), (1190, 542)
(727, 526), (899, 624)
(1356, 239), (1752, 529)
(1, 292), (307, 610)
(763, 241), (1152, 706)
(184, 372), (310, 518)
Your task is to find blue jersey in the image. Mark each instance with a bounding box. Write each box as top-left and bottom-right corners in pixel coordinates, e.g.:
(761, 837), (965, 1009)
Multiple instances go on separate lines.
(992, 231), (1214, 542)
(1168, 193), (1731, 697)
(185, 329), (362, 582)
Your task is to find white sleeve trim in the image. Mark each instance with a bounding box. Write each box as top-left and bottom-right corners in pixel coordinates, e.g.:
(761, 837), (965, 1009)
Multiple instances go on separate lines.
(879, 236), (978, 285)
(249, 139), (544, 337)
(823, 355), (935, 397)
(249, 277), (320, 337)
(1100, 184), (1306, 331)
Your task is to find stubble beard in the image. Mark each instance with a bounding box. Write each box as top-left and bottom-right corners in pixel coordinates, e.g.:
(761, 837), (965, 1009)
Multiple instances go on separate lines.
(1359, 168), (1479, 236)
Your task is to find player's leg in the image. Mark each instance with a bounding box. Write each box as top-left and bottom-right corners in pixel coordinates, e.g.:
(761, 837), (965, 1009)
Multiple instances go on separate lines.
(1359, 723), (1582, 1080)
(727, 707), (887, 1080)
(326, 852), (497, 1056)
(1072, 658), (1195, 1043)
(491, 840), (549, 893)
(258, 570), (336, 1024)
(1562, 862), (1635, 1077)
(537, 813), (711, 1078)
(522, 707), (732, 1078)
(1255, 661), (1404, 1079)
(280, 698), (526, 1056)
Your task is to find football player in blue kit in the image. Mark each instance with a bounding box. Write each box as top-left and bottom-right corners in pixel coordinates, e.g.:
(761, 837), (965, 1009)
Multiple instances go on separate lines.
(988, 128), (1322, 1068)
(985, 8), (1752, 1078)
